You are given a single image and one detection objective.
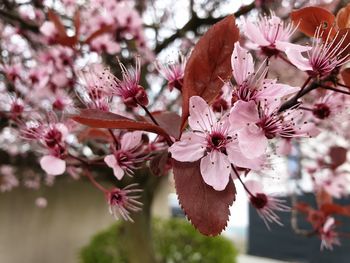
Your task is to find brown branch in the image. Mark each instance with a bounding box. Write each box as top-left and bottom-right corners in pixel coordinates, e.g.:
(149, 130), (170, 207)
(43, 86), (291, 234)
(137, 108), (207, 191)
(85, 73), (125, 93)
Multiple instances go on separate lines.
(154, 2), (255, 54)
(0, 8), (40, 33)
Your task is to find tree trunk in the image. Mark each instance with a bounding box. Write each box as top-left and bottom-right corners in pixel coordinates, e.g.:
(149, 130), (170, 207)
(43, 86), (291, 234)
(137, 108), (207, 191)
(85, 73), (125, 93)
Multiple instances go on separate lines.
(119, 169), (163, 263)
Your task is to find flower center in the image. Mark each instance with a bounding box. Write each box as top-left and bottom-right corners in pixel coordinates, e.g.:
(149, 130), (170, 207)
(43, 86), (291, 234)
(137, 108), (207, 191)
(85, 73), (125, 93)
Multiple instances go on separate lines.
(250, 193), (268, 209)
(45, 128), (62, 148)
(312, 103), (331, 119)
(208, 132), (226, 150)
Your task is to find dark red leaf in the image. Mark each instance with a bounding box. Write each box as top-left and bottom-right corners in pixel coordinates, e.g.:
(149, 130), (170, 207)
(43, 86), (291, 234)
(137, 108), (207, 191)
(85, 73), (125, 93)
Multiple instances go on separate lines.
(150, 151), (169, 176)
(47, 9), (67, 39)
(316, 190), (333, 208)
(85, 25), (114, 44)
(152, 112), (181, 139)
(180, 15), (239, 130)
(71, 109), (171, 142)
(341, 68), (350, 87)
(172, 159), (236, 236)
(294, 202), (313, 214)
(73, 10), (81, 42)
(329, 146), (347, 169)
(291, 7), (336, 40)
(336, 3), (350, 29)
(321, 203), (350, 217)
(77, 128), (112, 143)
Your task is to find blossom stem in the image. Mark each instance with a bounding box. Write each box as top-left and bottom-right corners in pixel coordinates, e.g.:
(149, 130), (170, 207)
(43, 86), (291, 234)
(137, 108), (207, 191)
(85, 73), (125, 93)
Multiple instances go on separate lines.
(85, 169), (108, 193)
(297, 77), (312, 96)
(320, 84), (350, 96)
(108, 129), (119, 148)
(299, 106), (312, 111)
(135, 99), (160, 126)
(231, 165), (255, 198)
(337, 82), (350, 89)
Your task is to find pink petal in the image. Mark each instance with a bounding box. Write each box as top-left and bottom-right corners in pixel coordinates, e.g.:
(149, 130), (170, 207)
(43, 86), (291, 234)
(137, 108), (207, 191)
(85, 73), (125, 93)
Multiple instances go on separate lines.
(188, 96), (216, 132)
(285, 48), (312, 71)
(243, 20), (270, 47)
(275, 41), (312, 52)
(168, 132), (206, 162)
(121, 131), (142, 151)
(226, 141), (265, 170)
(245, 180), (264, 195)
(229, 100), (260, 130)
(40, 155), (66, 176)
(323, 217), (335, 232)
(231, 43), (255, 85)
(237, 125), (267, 159)
(200, 151), (231, 191)
(104, 154), (125, 180)
(257, 80), (299, 100)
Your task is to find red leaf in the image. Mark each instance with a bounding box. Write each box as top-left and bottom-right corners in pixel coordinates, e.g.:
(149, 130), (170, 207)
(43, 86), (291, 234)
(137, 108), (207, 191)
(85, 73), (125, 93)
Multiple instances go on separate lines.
(180, 15), (239, 130)
(77, 128), (112, 143)
(336, 3), (350, 29)
(329, 146), (347, 169)
(291, 7), (336, 40)
(85, 25), (114, 44)
(172, 159), (236, 236)
(294, 202), (313, 214)
(47, 9), (77, 47)
(152, 112), (181, 139)
(341, 68), (350, 87)
(321, 203), (350, 217)
(48, 9), (67, 39)
(71, 109), (171, 142)
(73, 10), (81, 42)
(316, 190), (333, 208)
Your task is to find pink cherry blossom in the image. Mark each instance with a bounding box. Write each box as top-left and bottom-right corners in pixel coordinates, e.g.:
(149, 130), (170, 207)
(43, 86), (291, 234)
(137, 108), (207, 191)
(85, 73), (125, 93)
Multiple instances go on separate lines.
(102, 56), (148, 108)
(286, 27), (350, 77)
(169, 96), (265, 191)
(242, 14), (309, 57)
(0, 165), (19, 192)
(155, 53), (186, 91)
(106, 184), (143, 222)
(35, 197), (48, 208)
(231, 43), (298, 105)
(229, 100), (310, 159)
(245, 180), (289, 229)
(104, 131), (145, 180)
(320, 217), (341, 250)
(90, 34), (121, 54)
(76, 64), (111, 111)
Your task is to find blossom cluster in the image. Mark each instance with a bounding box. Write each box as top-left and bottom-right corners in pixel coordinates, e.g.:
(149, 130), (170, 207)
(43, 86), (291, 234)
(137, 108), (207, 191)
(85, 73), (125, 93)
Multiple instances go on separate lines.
(1, 0), (350, 253)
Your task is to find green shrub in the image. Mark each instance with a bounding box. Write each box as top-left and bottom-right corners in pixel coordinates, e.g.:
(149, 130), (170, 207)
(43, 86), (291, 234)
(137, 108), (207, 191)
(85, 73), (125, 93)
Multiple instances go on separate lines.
(80, 218), (238, 263)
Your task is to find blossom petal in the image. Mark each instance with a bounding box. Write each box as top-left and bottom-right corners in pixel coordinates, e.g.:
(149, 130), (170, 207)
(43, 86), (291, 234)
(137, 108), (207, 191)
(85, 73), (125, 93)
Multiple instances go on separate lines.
(169, 132), (206, 162)
(237, 125), (267, 159)
(40, 155), (66, 176)
(200, 151), (231, 191)
(285, 48), (313, 71)
(188, 96), (216, 132)
(121, 131), (142, 151)
(104, 154), (125, 180)
(226, 140), (265, 170)
(243, 19), (270, 46)
(275, 41), (312, 52)
(257, 79), (298, 100)
(231, 43), (255, 85)
(229, 100), (260, 130)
